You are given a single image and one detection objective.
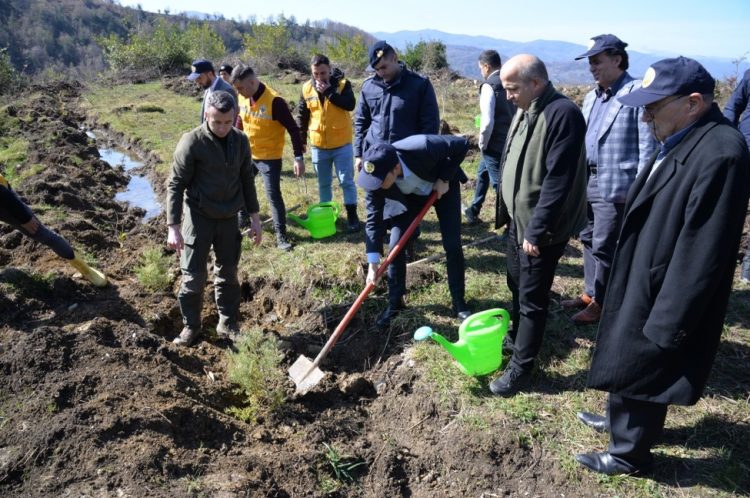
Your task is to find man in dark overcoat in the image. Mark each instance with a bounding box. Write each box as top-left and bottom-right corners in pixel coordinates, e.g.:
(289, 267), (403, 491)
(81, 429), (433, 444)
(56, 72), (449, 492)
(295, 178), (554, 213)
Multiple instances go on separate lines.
(575, 57), (750, 475)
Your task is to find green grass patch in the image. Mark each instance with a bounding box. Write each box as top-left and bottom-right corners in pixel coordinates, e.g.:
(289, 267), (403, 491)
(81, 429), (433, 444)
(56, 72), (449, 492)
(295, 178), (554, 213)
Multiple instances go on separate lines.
(225, 328), (286, 424)
(134, 245), (172, 292)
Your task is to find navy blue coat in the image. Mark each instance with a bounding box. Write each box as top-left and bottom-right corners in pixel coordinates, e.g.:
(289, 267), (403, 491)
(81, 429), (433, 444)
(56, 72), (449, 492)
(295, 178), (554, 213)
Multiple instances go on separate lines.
(354, 63), (440, 157)
(364, 134), (468, 256)
(724, 68), (750, 149)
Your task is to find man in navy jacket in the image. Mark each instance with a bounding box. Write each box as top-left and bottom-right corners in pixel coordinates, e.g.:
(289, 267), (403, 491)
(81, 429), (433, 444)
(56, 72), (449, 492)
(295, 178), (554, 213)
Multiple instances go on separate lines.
(354, 41), (440, 170)
(357, 134), (470, 327)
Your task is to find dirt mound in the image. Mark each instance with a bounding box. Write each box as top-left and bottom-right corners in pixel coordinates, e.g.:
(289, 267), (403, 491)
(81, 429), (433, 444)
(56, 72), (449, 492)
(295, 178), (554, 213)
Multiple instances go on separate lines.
(0, 82), (590, 497)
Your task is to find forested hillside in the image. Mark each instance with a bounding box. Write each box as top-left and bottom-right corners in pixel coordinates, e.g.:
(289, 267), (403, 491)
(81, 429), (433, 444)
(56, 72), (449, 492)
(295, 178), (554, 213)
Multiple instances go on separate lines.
(0, 0), (374, 77)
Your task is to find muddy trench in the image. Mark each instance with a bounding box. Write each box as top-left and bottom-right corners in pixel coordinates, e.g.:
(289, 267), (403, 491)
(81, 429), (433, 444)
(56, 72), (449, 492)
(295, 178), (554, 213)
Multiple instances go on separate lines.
(0, 81), (581, 497)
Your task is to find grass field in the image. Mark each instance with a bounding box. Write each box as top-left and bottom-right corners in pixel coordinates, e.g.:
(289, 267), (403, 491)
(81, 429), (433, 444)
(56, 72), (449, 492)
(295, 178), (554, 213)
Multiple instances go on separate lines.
(81, 75), (750, 497)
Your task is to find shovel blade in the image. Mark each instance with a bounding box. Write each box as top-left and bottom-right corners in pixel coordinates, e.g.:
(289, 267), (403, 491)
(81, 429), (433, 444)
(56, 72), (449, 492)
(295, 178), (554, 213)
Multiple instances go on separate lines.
(288, 355), (326, 395)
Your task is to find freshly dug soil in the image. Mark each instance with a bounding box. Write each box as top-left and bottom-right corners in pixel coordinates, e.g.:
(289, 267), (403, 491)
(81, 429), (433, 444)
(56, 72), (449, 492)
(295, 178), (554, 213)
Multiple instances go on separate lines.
(0, 82), (592, 497)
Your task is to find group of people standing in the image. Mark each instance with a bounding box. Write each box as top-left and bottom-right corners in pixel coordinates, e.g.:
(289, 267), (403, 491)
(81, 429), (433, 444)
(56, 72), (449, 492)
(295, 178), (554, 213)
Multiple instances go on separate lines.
(161, 37), (750, 478)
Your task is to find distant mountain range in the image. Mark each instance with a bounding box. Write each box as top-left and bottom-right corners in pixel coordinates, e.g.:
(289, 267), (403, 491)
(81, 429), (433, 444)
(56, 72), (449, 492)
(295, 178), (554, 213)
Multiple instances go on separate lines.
(373, 29), (747, 84)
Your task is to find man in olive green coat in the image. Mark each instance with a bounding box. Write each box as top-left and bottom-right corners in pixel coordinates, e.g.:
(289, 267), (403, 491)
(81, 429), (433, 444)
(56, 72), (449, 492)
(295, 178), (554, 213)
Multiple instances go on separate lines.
(166, 91), (262, 346)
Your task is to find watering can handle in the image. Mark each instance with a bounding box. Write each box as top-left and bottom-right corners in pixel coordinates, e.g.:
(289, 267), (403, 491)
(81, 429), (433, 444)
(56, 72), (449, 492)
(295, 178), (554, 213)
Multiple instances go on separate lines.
(307, 192), (438, 369)
(332, 202), (340, 218)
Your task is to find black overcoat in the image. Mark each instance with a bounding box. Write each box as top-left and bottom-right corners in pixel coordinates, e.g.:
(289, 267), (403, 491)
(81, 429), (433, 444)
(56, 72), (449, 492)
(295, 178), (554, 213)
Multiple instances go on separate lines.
(587, 105), (750, 405)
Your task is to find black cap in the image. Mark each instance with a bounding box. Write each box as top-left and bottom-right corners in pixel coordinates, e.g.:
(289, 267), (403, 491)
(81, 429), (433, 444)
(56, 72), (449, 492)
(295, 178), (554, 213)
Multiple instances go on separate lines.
(357, 143), (399, 190)
(368, 40), (395, 68)
(219, 64), (233, 73)
(575, 34), (628, 60)
(187, 59), (214, 80)
(618, 56), (715, 107)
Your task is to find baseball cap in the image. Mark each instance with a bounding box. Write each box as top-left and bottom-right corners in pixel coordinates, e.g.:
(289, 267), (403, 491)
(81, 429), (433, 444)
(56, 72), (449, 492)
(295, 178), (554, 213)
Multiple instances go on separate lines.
(357, 143), (399, 191)
(618, 56), (715, 107)
(187, 59), (214, 81)
(369, 40), (395, 69)
(575, 34), (628, 60)
(219, 64), (233, 74)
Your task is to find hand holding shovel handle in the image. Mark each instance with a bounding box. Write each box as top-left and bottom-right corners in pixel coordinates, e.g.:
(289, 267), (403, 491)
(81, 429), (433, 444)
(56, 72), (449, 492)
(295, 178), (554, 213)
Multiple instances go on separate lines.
(289, 191), (438, 394)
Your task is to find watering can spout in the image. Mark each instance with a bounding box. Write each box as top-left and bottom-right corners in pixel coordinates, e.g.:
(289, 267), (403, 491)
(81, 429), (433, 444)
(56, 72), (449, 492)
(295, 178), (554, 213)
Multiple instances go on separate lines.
(287, 212), (309, 229)
(429, 333), (467, 361)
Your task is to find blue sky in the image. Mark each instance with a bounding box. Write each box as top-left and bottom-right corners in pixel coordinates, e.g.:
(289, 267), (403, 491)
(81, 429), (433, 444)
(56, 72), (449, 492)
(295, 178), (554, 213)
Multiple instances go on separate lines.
(119, 0), (749, 60)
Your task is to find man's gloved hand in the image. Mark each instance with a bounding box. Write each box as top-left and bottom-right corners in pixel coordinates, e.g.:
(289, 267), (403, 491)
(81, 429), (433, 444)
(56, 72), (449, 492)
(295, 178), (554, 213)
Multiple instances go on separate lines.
(366, 263), (381, 286)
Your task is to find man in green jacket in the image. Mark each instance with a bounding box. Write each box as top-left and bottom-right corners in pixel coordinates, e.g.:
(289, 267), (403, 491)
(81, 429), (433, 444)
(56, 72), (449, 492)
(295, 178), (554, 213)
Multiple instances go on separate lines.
(166, 91), (262, 346)
(493, 54), (587, 396)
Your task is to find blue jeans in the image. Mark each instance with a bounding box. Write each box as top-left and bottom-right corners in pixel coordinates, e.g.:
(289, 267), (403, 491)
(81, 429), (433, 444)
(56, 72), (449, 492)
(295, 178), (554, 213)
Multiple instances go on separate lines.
(469, 151), (502, 216)
(311, 143), (357, 205)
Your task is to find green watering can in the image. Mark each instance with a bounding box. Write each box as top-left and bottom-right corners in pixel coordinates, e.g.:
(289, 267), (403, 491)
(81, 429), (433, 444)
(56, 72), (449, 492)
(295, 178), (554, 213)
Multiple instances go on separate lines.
(288, 201), (340, 239)
(413, 308), (510, 376)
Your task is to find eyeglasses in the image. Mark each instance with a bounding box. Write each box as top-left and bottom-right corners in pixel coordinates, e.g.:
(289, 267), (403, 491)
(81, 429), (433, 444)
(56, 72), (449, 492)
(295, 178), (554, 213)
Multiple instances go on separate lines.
(643, 95), (687, 120)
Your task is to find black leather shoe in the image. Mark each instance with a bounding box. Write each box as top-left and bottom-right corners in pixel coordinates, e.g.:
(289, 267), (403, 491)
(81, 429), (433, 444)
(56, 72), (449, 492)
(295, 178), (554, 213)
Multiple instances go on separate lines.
(456, 310), (472, 322)
(577, 411), (609, 433)
(575, 452), (645, 476)
(489, 367), (531, 396)
(375, 303), (405, 328)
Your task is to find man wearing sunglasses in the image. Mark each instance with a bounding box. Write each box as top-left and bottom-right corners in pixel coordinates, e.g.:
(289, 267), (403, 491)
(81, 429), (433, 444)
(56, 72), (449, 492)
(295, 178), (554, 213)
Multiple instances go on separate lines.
(576, 57), (750, 476)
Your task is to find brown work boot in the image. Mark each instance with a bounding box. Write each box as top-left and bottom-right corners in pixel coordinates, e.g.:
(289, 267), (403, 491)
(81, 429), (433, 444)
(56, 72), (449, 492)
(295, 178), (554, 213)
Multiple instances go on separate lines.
(571, 301), (602, 325)
(561, 293), (592, 309)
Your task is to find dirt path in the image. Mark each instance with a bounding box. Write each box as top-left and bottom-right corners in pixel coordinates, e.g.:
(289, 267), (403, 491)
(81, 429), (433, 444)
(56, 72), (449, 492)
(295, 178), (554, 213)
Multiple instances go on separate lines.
(0, 82), (589, 497)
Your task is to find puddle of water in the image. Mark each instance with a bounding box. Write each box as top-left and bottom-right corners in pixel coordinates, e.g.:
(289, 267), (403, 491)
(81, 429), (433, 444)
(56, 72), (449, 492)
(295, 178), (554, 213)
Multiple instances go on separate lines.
(115, 175), (162, 221)
(98, 148), (141, 172)
(97, 144), (162, 222)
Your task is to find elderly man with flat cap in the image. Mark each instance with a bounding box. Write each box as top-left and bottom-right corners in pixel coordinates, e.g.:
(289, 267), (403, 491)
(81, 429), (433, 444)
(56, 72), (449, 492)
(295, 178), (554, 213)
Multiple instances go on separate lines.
(357, 134), (471, 327)
(575, 57), (750, 475)
(562, 35), (657, 325)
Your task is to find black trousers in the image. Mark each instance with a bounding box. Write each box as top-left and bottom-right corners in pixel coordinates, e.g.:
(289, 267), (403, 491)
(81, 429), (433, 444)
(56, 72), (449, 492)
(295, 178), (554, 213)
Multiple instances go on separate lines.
(607, 393), (668, 470)
(387, 180), (466, 310)
(506, 221), (567, 371)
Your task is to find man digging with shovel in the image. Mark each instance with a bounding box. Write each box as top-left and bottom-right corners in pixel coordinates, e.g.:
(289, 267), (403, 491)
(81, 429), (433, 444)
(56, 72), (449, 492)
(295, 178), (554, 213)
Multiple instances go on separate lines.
(166, 91), (262, 347)
(357, 134), (472, 327)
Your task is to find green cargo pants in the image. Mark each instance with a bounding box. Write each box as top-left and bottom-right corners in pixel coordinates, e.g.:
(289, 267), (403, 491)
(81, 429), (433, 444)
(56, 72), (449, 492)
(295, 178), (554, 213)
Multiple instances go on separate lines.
(178, 207), (242, 330)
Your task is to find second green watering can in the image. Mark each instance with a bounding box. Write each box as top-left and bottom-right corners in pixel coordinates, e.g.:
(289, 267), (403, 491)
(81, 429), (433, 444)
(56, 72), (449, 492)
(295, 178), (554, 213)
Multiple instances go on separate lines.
(413, 308), (510, 376)
(288, 201), (340, 239)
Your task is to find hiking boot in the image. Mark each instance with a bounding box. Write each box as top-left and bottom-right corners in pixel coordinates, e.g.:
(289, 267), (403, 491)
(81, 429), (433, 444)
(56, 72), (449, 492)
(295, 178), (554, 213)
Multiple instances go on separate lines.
(173, 326), (201, 347)
(571, 300), (602, 325)
(489, 367), (531, 396)
(560, 293), (592, 309)
(375, 300), (406, 328)
(276, 231), (293, 251)
(345, 204), (362, 233)
(68, 252), (108, 287)
(217, 322), (241, 341)
(463, 206), (480, 225)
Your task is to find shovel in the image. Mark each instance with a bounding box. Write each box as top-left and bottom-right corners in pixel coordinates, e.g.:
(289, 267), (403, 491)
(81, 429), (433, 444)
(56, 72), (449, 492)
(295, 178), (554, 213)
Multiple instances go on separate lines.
(289, 191), (438, 395)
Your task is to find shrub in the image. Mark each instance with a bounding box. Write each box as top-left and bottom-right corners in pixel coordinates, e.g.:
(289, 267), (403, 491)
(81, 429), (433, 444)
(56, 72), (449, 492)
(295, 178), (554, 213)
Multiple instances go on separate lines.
(403, 40), (449, 73)
(99, 19), (226, 75)
(324, 33), (368, 75)
(226, 329), (286, 424)
(134, 245), (172, 292)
